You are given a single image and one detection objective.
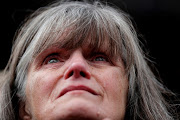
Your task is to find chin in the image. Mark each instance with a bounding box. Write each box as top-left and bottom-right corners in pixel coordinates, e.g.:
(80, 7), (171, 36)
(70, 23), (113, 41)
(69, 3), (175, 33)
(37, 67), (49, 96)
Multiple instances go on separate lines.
(59, 113), (101, 120)
(52, 98), (104, 120)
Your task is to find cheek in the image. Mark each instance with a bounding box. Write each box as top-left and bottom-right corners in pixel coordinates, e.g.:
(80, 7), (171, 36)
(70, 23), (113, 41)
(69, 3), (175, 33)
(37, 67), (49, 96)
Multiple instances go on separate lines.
(93, 68), (128, 119)
(99, 68), (128, 96)
(26, 70), (61, 110)
(96, 67), (128, 104)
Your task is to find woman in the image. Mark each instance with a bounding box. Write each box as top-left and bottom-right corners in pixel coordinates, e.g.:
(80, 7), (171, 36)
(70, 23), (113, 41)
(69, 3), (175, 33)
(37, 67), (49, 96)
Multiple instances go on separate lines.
(0, 0), (179, 120)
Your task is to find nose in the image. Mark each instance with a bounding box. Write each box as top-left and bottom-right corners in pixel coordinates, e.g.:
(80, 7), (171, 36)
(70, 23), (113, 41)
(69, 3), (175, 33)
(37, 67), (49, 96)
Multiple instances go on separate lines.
(64, 50), (91, 80)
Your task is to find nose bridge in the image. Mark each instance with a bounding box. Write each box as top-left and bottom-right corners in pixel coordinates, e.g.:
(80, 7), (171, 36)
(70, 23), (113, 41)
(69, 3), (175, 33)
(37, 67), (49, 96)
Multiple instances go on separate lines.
(70, 49), (85, 64)
(64, 49), (91, 79)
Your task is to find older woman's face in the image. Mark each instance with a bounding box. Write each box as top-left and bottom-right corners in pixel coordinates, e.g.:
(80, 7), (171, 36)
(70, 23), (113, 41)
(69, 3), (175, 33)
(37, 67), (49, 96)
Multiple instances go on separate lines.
(21, 41), (128, 120)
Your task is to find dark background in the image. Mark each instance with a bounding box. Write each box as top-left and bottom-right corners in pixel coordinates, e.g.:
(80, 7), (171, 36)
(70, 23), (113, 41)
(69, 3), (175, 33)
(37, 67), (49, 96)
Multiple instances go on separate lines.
(1, 0), (180, 94)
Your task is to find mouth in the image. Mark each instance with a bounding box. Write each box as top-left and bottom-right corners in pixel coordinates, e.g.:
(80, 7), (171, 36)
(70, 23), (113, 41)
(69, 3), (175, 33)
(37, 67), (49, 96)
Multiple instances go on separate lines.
(59, 85), (98, 97)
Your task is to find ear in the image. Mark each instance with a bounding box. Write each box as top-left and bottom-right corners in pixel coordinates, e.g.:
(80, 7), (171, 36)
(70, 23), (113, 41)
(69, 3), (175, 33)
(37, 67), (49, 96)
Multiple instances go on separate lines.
(19, 101), (32, 120)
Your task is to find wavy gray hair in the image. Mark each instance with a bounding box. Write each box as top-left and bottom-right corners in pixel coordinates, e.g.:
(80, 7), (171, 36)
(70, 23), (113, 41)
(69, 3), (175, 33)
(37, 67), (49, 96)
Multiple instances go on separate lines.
(0, 0), (178, 120)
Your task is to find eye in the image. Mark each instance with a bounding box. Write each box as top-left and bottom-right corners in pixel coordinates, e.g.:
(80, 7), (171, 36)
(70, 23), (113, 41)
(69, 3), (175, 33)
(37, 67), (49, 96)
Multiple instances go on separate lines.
(91, 53), (111, 64)
(93, 56), (107, 62)
(47, 58), (60, 64)
(90, 53), (114, 65)
(43, 53), (63, 65)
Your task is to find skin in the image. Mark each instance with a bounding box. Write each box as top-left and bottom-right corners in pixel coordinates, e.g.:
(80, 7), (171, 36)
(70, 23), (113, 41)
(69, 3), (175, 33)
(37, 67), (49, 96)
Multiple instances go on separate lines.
(19, 43), (129, 120)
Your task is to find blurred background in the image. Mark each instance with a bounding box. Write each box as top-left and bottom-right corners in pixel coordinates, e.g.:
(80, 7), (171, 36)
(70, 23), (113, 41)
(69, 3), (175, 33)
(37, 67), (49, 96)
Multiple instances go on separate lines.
(1, 0), (180, 94)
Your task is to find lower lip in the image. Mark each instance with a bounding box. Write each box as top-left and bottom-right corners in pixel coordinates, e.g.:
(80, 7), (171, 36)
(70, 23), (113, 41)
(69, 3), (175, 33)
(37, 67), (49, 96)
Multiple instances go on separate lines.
(62, 90), (93, 96)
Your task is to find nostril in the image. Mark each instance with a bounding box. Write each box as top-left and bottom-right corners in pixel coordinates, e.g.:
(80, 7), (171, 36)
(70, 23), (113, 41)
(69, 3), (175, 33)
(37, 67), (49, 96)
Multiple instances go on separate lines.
(64, 63), (91, 79)
(65, 70), (90, 79)
(69, 71), (74, 77)
(80, 71), (86, 77)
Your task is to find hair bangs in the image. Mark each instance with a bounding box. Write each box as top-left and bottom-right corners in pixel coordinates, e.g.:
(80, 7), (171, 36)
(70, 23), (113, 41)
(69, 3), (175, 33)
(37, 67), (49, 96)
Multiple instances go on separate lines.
(30, 4), (123, 62)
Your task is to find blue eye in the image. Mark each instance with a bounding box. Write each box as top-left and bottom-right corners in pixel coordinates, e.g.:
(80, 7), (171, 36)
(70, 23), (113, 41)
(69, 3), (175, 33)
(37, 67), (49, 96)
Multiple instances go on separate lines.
(92, 54), (110, 63)
(94, 56), (107, 62)
(43, 53), (62, 65)
(47, 58), (60, 64)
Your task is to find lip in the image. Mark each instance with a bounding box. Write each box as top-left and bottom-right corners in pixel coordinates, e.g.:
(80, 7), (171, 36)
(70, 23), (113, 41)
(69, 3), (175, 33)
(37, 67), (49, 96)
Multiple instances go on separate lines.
(59, 85), (98, 97)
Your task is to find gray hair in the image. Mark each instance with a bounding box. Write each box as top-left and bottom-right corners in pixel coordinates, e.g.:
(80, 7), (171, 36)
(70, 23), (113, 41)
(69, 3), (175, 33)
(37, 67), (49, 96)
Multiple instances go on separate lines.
(0, 1), (179, 120)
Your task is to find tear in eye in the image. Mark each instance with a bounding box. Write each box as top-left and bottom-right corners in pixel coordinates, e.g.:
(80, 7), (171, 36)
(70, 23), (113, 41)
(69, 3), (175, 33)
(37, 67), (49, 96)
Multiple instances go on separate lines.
(47, 58), (60, 64)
